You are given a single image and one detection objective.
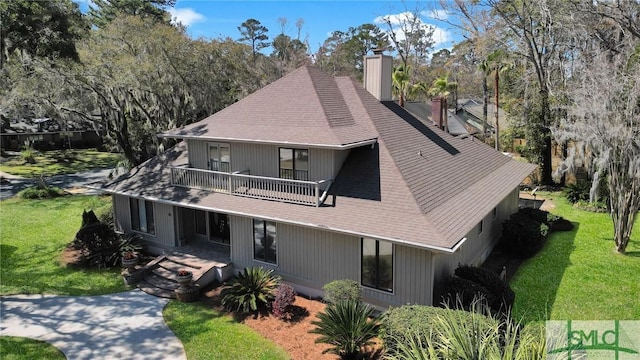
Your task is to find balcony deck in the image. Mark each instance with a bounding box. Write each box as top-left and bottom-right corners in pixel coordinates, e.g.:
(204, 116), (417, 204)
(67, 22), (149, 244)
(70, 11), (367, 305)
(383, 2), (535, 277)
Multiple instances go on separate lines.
(170, 166), (332, 207)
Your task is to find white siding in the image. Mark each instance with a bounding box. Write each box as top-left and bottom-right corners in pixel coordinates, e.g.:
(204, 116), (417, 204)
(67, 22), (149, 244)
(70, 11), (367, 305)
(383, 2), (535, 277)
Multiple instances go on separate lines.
(112, 195), (176, 248)
(187, 139), (207, 169)
(113, 194), (130, 232)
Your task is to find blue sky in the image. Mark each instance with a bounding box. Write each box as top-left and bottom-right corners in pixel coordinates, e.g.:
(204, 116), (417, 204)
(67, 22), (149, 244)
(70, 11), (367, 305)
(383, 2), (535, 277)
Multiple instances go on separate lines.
(91, 0), (459, 55)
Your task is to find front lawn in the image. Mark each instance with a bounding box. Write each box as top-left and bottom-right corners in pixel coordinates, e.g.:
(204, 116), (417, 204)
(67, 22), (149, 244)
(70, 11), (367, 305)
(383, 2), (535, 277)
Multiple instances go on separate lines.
(0, 337), (65, 360)
(164, 301), (289, 360)
(0, 195), (126, 295)
(0, 148), (121, 178)
(511, 192), (640, 323)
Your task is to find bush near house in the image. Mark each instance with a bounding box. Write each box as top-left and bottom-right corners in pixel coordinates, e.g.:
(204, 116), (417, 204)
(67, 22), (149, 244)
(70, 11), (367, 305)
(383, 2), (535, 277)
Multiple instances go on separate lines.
(501, 207), (573, 258)
(322, 279), (361, 304)
(439, 265), (514, 314)
(19, 185), (65, 199)
(220, 267), (280, 313)
(271, 283), (296, 319)
(383, 302), (546, 359)
(310, 299), (379, 360)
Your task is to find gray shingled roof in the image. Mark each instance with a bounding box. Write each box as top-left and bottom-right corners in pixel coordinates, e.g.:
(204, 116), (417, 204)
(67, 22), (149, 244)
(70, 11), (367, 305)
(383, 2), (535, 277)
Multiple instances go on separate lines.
(94, 66), (536, 251)
(159, 66), (378, 148)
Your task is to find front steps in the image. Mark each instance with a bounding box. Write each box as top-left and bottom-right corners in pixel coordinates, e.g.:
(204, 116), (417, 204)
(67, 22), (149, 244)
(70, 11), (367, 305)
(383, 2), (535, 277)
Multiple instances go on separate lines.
(136, 254), (233, 299)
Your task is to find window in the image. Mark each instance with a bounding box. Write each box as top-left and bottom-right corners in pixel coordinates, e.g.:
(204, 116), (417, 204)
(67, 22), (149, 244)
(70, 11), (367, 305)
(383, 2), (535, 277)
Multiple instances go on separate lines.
(361, 238), (393, 292)
(478, 220), (483, 235)
(279, 148), (309, 180)
(492, 207), (497, 221)
(253, 219), (276, 264)
(130, 198), (155, 234)
(209, 143), (230, 172)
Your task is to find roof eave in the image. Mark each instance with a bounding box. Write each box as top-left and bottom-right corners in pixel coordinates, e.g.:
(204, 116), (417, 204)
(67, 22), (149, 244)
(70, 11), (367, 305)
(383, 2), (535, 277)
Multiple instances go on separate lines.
(157, 133), (378, 150)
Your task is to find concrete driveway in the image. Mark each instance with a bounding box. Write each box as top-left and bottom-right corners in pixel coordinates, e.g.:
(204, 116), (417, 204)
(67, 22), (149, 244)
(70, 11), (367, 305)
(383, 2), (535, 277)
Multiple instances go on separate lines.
(0, 168), (114, 200)
(0, 290), (186, 360)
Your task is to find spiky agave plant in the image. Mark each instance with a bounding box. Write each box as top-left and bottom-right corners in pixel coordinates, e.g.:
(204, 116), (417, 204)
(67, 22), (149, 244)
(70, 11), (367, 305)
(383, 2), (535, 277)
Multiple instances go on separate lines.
(220, 267), (280, 313)
(310, 299), (380, 360)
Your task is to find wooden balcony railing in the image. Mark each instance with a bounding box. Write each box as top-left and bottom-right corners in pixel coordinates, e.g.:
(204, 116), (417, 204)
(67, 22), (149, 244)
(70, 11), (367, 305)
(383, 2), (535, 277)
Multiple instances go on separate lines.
(170, 167), (332, 207)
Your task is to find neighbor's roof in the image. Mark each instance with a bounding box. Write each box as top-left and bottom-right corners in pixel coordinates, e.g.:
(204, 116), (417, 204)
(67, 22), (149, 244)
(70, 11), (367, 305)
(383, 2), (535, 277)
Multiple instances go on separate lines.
(94, 66), (536, 251)
(160, 66), (378, 148)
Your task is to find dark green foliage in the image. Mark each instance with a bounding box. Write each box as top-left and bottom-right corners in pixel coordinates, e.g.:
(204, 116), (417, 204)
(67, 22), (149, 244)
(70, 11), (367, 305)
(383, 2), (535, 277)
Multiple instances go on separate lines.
(221, 267), (280, 313)
(454, 265), (515, 312)
(551, 218), (574, 231)
(310, 299), (380, 359)
(271, 283), (296, 319)
(88, 0), (175, 28)
(322, 279), (361, 304)
(502, 216), (549, 258)
(19, 186), (65, 199)
(564, 180), (592, 203)
(440, 276), (496, 311)
(71, 210), (142, 268)
(0, 0), (87, 64)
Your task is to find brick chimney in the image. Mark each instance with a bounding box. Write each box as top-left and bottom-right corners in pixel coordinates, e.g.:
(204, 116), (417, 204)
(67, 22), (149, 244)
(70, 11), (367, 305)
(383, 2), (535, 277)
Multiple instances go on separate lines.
(363, 50), (393, 101)
(431, 97), (444, 129)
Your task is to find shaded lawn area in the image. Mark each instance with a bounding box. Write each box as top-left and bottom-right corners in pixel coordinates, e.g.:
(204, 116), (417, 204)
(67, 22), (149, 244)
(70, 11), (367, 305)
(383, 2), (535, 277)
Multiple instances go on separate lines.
(164, 301), (289, 360)
(0, 195), (126, 295)
(511, 192), (640, 324)
(0, 149), (121, 178)
(0, 337), (65, 360)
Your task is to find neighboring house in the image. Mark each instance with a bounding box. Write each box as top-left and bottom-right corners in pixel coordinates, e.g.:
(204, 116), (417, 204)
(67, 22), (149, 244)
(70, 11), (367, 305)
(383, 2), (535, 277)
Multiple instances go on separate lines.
(456, 99), (511, 136)
(0, 117), (102, 151)
(91, 54), (535, 309)
(401, 101), (469, 137)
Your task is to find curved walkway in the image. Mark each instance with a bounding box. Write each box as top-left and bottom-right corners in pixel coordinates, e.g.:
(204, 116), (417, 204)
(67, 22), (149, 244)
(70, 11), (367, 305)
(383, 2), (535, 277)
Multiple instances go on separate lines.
(0, 289), (186, 360)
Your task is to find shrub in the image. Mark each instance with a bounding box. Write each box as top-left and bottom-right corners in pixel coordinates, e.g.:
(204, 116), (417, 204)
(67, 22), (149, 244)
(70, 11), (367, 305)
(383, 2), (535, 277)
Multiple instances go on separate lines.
(310, 299), (379, 359)
(272, 283), (296, 319)
(439, 276), (495, 311)
(322, 279), (361, 304)
(501, 211), (550, 258)
(385, 301), (546, 359)
(221, 267), (280, 313)
(71, 210), (142, 268)
(564, 180), (591, 203)
(95, 202), (114, 228)
(20, 147), (36, 164)
(380, 305), (453, 354)
(19, 186), (65, 199)
(454, 265), (515, 312)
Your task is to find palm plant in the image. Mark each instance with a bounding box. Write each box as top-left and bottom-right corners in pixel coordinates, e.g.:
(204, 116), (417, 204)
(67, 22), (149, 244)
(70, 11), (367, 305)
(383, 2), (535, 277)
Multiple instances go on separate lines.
(392, 65), (410, 107)
(429, 75), (457, 133)
(310, 299), (380, 359)
(220, 267), (280, 313)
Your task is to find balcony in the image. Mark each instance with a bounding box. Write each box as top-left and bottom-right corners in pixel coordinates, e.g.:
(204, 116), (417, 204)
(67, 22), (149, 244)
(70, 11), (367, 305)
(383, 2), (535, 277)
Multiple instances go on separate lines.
(170, 166), (332, 207)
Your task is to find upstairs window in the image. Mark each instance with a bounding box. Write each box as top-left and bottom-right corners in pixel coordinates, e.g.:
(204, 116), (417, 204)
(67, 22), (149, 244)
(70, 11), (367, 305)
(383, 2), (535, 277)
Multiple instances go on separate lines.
(279, 148), (309, 181)
(130, 198), (155, 235)
(253, 219), (277, 264)
(361, 238), (393, 292)
(478, 220), (483, 235)
(209, 143), (230, 172)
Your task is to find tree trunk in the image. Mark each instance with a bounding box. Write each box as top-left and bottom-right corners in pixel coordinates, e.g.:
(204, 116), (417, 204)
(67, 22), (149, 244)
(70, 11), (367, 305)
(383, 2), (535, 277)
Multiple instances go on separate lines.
(609, 153), (640, 254)
(540, 88), (553, 185)
(482, 76), (488, 140)
(494, 70), (500, 151)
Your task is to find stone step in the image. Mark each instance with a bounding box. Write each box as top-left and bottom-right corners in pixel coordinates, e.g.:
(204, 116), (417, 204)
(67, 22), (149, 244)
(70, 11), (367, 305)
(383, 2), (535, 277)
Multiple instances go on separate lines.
(138, 279), (176, 299)
(145, 273), (179, 291)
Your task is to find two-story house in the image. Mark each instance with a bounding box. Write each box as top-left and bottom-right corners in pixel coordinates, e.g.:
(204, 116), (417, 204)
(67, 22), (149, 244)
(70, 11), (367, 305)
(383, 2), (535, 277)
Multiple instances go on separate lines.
(92, 53), (535, 308)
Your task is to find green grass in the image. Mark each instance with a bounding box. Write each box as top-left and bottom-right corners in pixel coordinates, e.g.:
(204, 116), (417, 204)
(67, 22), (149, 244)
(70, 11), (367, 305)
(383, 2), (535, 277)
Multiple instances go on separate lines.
(0, 148), (121, 178)
(0, 195), (126, 295)
(164, 301), (289, 360)
(511, 192), (640, 324)
(0, 337), (65, 360)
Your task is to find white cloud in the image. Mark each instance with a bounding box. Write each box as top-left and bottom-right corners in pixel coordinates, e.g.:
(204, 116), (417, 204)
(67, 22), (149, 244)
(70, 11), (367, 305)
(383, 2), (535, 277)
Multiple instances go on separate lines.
(373, 11), (452, 51)
(168, 8), (205, 27)
(424, 9), (449, 20)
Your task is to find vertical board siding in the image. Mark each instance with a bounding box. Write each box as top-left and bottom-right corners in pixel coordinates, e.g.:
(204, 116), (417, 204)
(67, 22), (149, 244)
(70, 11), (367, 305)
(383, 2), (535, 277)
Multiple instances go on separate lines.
(152, 203), (176, 246)
(113, 194), (131, 232)
(187, 140), (207, 169)
(230, 217), (434, 307)
(187, 140), (342, 181)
